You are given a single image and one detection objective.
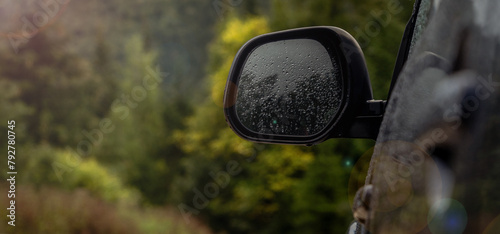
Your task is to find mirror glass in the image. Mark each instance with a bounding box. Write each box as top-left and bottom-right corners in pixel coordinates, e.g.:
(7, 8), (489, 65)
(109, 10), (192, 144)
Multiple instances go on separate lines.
(235, 39), (343, 136)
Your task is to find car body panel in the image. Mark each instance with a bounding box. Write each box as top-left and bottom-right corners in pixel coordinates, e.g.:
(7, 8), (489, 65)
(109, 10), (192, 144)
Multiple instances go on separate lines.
(365, 0), (500, 232)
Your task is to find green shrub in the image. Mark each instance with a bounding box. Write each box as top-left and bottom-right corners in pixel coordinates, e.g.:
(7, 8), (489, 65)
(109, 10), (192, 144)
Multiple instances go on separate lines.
(19, 144), (140, 204)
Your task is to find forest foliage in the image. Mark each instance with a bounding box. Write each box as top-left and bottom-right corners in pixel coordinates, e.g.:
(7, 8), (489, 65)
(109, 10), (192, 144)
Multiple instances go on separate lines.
(0, 0), (414, 233)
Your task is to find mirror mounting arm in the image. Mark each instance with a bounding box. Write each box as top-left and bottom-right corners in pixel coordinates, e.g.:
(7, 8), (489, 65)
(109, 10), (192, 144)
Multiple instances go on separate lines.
(332, 100), (386, 140)
(359, 100), (386, 117)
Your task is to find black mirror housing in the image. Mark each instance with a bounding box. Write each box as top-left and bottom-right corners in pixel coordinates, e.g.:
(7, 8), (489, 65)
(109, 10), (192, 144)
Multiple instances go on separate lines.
(224, 27), (383, 145)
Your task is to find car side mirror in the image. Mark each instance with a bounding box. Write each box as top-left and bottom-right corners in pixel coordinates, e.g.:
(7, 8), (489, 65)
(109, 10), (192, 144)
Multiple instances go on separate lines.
(223, 27), (385, 145)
